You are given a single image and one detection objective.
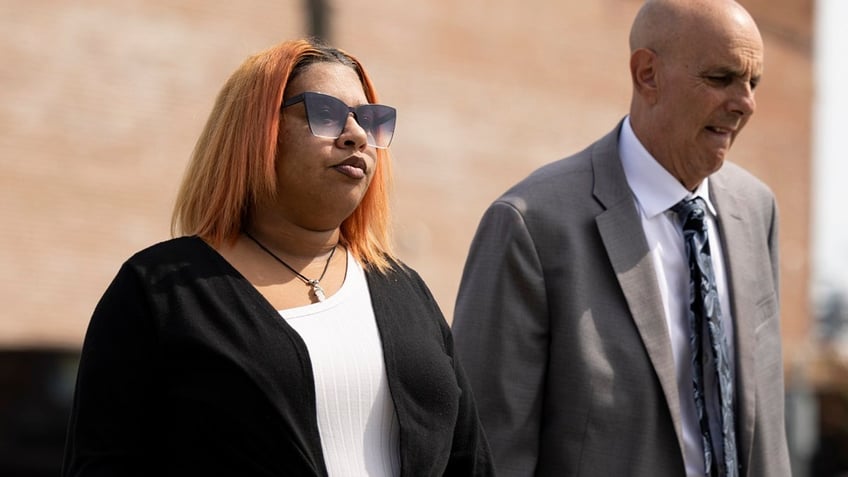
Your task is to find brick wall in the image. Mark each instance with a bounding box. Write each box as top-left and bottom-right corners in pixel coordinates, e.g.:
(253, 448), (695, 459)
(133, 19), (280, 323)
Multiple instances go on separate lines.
(0, 0), (812, 368)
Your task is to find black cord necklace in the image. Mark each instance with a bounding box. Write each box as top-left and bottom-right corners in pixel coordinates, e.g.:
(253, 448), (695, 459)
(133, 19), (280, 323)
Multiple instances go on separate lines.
(244, 231), (337, 302)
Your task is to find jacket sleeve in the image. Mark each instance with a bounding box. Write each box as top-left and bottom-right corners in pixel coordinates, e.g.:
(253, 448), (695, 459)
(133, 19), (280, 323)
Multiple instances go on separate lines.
(768, 195), (779, 300)
(62, 261), (158, 477)
(452, 200), (549, 477)
(397, 264), (496, 476)
(439, 309), (496, 476)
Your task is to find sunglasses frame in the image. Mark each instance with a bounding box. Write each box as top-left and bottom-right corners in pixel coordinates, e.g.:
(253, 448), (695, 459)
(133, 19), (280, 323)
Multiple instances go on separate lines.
(282, 91), (396, 149)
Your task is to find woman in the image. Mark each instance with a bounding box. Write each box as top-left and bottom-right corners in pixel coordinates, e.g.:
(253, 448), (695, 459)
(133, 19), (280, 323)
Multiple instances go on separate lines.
(62, 38), (493, 476)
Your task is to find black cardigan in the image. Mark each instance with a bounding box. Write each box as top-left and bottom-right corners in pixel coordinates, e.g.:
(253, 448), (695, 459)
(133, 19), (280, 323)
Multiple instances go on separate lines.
(62, 236), (493, 476)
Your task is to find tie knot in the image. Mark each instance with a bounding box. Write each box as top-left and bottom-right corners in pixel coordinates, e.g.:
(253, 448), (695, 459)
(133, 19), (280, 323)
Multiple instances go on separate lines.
(671, 197), (707, 231)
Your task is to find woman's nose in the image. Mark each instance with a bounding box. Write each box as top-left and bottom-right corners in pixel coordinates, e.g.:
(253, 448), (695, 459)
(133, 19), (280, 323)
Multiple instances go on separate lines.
(336, 113), (368, 150)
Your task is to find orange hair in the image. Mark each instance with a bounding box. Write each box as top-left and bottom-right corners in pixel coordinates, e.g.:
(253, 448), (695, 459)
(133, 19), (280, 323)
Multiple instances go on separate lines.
(171, 39), (395, 272)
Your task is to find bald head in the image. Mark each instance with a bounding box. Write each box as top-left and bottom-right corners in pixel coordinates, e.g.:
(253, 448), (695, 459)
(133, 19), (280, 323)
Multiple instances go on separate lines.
(629, 0), (762, 58)
(626, 0), (765, 190)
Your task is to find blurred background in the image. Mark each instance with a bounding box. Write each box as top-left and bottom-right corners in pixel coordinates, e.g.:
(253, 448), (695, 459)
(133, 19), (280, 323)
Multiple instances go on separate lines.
(1, 0), (846, 475)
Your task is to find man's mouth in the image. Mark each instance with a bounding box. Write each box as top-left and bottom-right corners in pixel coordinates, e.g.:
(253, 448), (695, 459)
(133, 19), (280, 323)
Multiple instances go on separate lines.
(706, 125), (734, 135)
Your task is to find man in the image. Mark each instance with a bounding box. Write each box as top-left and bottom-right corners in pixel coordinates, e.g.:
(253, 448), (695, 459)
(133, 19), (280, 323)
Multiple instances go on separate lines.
(451, 0), (791, 476)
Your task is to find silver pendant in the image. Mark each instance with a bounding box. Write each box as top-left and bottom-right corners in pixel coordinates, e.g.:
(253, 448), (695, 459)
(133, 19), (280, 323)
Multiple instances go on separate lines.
(310, 281), (326, 302)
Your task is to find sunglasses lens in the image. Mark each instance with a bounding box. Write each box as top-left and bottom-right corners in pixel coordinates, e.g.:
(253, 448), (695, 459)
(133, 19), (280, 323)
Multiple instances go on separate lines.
(303, 93), (348, 139)
(300, 92), (397, 149)
(356, 105), (396, 148)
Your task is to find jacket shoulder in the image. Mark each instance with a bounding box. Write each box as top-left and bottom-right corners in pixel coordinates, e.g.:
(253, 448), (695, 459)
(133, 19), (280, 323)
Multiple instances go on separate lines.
(497, 123), (622, 207)
(118, 236), (225, 288)
(715, 161), (774, 195)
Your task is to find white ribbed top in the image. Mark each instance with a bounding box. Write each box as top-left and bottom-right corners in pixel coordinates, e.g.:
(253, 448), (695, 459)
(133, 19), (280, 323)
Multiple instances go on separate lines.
(280, 251), (400, 477)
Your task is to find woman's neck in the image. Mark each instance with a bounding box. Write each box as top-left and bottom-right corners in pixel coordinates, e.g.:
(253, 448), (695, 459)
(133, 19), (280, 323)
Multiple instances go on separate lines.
(246, 216), (340, 261)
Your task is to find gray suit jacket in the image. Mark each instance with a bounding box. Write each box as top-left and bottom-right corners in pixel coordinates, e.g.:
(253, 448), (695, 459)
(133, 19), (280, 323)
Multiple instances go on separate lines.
(452, 122), (791, 476)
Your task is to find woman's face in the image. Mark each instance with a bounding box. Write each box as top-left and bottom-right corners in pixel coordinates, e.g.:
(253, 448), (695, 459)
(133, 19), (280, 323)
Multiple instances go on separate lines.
(273, 62), (377, 232)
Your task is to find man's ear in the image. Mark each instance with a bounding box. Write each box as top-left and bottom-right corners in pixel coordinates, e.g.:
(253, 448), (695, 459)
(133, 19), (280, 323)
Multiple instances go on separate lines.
(630, 48), (659, 104)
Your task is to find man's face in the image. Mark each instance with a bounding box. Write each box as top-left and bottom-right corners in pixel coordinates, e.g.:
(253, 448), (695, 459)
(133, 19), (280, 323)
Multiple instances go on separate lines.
(653, 18), (764, 189)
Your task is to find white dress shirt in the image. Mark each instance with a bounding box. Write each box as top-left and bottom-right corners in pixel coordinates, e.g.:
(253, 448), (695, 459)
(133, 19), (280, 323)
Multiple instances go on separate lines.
(619, 116), (736, 477)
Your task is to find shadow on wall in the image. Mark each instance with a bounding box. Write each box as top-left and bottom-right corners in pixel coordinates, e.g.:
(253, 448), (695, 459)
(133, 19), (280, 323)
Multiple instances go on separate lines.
(0, 348), (79, 477)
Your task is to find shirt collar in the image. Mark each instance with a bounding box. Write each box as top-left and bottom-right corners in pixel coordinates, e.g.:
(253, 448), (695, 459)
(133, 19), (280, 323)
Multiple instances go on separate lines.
(618, 116), (717, 219)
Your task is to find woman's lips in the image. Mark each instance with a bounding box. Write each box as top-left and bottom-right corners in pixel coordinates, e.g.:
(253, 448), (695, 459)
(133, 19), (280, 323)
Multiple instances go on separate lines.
(334, 163), (366, 179)
(333, 156), (367, 179)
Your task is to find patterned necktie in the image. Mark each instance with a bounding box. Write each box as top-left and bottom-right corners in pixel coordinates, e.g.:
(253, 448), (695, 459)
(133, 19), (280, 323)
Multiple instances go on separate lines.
(672, 197), (738, 477)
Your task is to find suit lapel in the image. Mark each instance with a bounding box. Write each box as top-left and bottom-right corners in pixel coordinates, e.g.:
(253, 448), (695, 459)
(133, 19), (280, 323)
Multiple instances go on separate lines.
(709, 172), (757, 471)
(591, 124), (685, 453)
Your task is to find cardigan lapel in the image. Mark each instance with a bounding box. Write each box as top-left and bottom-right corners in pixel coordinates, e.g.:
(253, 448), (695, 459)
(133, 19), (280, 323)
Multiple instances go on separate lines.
(591, 124), (686, 455)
